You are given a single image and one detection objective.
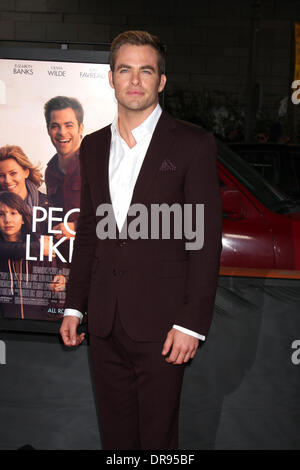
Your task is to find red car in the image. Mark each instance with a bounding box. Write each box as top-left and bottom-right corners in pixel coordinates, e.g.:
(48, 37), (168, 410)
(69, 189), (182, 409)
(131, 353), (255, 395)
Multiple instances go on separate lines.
(218, 141), (300, 270)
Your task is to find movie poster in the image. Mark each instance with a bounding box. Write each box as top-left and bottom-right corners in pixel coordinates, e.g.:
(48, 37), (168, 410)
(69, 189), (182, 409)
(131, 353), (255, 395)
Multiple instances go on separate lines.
(0, 56), (117, 322)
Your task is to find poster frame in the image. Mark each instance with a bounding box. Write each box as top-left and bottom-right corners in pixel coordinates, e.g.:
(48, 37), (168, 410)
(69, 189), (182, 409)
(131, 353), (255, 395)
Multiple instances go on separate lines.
(0, 43), (111, 335)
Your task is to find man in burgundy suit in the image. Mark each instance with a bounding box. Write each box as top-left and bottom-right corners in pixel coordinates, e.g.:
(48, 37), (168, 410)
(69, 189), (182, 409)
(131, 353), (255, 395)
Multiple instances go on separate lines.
(60, 30), (222, 450)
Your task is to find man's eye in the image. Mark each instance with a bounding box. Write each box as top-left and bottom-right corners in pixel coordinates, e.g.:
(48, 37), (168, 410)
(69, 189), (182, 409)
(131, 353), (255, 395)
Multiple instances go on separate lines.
(120, 69), (128, 73)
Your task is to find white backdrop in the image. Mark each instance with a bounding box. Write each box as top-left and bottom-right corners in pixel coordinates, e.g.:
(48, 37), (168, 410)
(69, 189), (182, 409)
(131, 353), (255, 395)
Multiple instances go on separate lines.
(0, 58), (117, 191)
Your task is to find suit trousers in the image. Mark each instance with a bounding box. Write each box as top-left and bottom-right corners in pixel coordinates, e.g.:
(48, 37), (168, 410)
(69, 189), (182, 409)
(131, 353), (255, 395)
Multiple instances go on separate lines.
(89, 307), (186, 450)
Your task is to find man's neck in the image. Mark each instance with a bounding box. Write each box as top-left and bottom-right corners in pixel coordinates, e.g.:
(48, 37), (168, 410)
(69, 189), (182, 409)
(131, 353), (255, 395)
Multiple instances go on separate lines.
(117, 103), (158, 148)
(57, 148), (79, 174)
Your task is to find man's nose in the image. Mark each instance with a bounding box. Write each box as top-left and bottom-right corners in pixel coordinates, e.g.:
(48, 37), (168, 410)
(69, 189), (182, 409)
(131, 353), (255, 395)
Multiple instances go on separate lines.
(131, 71), (141, 85)
(57, 128), (64, 136)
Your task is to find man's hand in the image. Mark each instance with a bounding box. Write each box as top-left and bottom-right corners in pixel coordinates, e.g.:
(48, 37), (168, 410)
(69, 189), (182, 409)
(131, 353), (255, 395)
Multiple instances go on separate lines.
(162, 328), (199, 364)
(51, 274), (66, 292)
(53, 222), (76, 240)
(59, 315), (85, 347)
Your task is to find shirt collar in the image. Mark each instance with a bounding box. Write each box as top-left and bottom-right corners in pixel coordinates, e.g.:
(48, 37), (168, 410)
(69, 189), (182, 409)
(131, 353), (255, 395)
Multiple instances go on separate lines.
(111, 103), (162, 142)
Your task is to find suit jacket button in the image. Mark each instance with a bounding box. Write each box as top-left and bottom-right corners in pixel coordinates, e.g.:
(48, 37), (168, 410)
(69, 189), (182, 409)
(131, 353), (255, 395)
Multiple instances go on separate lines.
(117, 240), (127, 247)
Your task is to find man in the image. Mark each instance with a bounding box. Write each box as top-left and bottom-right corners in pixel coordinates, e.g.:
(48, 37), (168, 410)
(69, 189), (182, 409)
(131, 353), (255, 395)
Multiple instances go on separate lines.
(60, 31), (222, 450)
(44, 96), (84, 239)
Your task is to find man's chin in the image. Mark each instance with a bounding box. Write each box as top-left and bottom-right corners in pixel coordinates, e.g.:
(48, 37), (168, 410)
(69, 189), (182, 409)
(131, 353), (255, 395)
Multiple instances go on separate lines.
(122, 102), (154, 113)
(55, 147), (70, 155)
(55, 147), (80, 159)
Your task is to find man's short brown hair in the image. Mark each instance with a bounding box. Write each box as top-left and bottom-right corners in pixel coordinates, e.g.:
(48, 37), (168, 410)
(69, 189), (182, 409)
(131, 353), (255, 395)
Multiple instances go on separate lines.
(110, 30), (166, 77)
(44, 96), (84, 129)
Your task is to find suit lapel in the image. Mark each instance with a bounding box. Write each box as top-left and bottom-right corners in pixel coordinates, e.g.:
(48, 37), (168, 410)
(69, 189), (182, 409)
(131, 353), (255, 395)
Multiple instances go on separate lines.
(97, 112), (177, 237)
(96, 125), (112, 206)
(130, 111), (176, 206)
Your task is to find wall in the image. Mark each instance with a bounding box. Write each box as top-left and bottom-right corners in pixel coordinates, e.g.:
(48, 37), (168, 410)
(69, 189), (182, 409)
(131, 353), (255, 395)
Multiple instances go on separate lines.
(0, 1), (298, 137)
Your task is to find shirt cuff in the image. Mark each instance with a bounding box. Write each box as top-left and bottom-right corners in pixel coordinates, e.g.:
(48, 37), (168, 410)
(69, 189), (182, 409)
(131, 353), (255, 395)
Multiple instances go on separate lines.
(64, 308), (83, 323)
(173, 324), (206, 341)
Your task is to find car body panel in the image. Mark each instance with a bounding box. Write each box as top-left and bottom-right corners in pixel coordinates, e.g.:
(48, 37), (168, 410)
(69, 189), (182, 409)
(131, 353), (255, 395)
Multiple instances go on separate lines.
(217, 142), (300, 270)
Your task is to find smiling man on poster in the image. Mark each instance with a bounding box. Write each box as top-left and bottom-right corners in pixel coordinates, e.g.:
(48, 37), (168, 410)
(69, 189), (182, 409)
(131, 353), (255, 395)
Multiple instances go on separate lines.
(44, 96), (84, 239)
(60, 30), (222, 450)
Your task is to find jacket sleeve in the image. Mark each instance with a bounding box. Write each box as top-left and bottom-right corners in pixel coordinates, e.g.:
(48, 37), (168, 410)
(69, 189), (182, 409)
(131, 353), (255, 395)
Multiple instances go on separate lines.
(174, 132), (222, 337)
(64, 136), (97, 314)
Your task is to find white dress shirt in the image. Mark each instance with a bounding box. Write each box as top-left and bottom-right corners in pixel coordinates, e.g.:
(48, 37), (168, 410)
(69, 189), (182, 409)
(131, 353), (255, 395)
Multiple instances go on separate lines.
(64, 103), (205, 341)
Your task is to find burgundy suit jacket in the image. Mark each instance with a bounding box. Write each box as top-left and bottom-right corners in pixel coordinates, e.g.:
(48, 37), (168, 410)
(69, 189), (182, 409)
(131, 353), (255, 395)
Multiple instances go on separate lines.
(65, 111), (223, 342)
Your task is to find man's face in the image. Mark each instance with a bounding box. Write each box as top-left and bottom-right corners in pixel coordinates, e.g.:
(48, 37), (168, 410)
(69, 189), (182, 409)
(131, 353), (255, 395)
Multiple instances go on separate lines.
(108, 44), (166, 113)
(48, 107), (83, 158)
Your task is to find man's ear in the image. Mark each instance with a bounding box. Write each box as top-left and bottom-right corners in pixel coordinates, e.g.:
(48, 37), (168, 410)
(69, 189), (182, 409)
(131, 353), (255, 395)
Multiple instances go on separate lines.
(158, 74), (167, 93)
(79, 123), (84, 138)
(108, 70), (114, 89)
